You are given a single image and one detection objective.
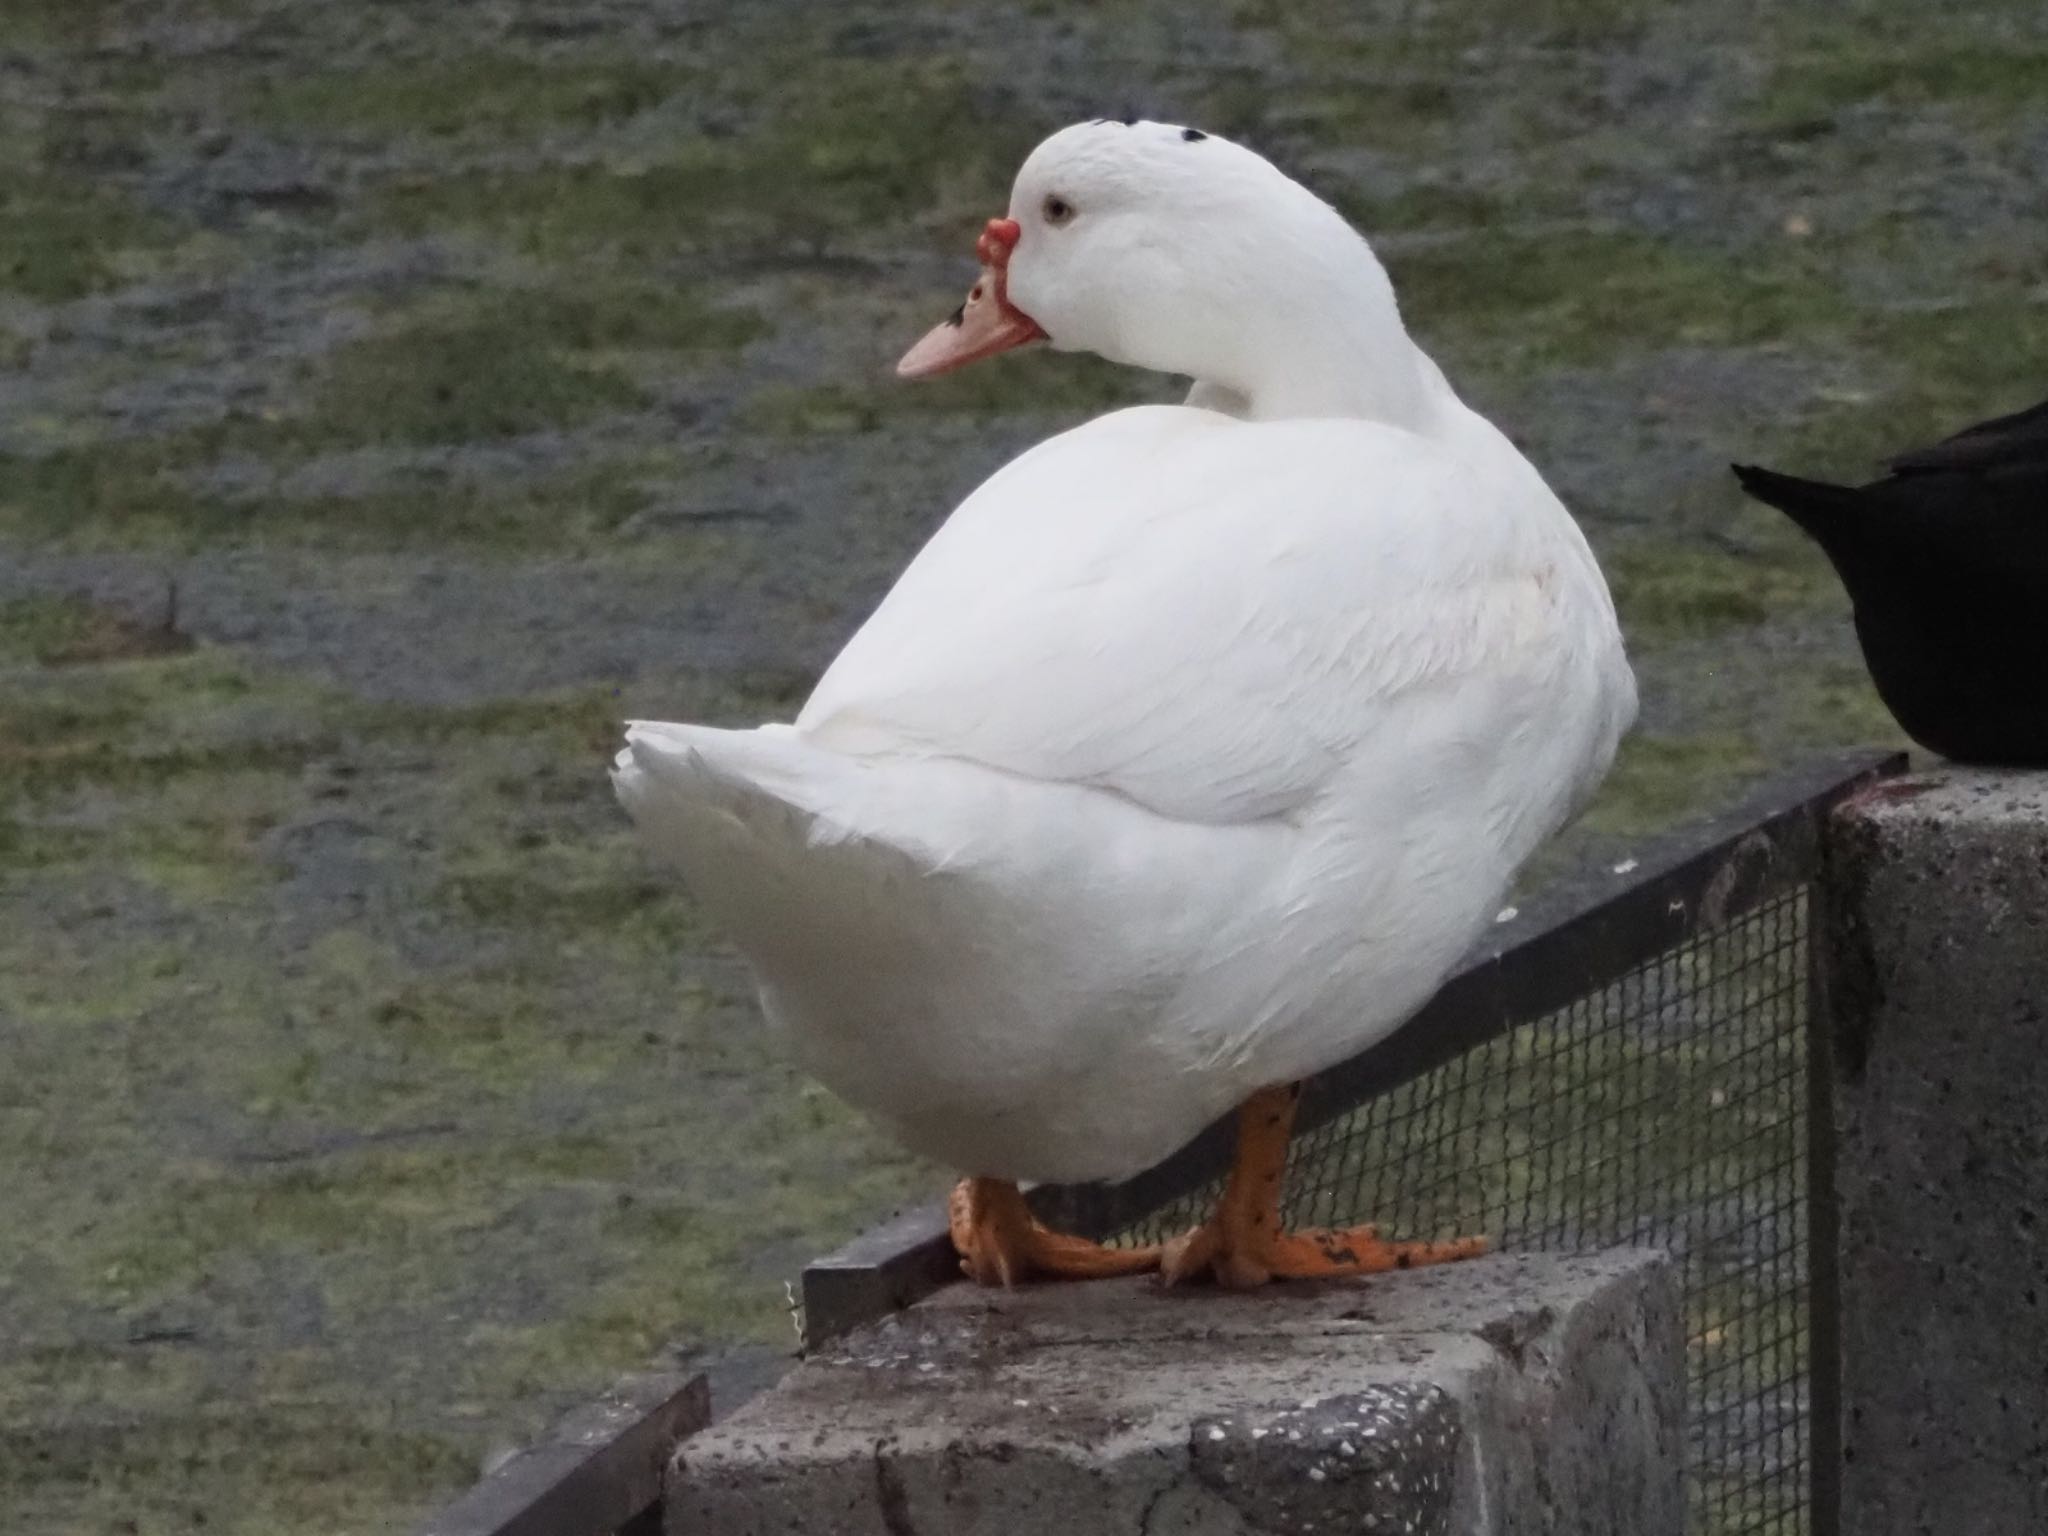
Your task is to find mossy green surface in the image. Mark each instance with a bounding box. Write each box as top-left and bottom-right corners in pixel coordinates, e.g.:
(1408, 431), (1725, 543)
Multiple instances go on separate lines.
(247, 53), (696, 141)
(1392, 232), (1854, 375)
(0, 165), (189, 303)
(284, 284), (768, 450)
(1755, 31), (2048, 133)
(1, 0), (2041, 1530)
(365, 51), (1031, 261)
(0, 637), (933, 1533)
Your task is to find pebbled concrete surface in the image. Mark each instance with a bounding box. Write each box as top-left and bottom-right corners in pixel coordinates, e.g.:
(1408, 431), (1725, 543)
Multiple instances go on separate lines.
(669, 1249), (1682, 1535)
(1824, 768), (2048, 1535)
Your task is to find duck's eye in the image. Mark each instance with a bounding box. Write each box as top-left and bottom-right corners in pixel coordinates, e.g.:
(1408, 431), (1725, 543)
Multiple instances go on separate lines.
(1042, 194), (1075, 226)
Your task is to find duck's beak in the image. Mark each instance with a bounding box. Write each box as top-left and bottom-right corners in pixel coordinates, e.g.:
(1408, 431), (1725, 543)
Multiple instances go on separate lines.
(896, 217), (1047, 379)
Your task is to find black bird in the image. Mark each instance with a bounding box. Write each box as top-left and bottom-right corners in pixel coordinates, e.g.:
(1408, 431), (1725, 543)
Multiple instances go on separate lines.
(1733, 396), (2048, 766)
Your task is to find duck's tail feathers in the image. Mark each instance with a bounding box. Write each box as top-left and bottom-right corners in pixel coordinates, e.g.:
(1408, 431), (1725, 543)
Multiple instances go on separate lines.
(614, 721), (997, 990)
(1731, 463), (1863, 532)
(611, 721), (942, 879)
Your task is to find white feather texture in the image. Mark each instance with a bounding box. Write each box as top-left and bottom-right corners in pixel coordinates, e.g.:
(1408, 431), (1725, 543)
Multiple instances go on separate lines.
(614, 121), (1635, 1183)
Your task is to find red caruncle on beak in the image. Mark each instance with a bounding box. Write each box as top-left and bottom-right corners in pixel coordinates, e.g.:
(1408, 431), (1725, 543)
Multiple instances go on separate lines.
(896, 217), (1047, 379)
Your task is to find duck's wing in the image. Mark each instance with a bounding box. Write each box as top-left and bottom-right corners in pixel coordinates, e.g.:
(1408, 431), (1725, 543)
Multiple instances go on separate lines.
(1886, 395), (2048, 477)
(797, 405), (1624, 828)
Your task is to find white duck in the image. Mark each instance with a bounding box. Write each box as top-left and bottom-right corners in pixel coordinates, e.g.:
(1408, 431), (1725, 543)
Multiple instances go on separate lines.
(615, 121), (1635, 1289)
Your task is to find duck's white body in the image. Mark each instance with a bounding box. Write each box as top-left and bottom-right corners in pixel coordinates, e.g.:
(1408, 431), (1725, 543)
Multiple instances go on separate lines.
(615, 122), (1634, 1184)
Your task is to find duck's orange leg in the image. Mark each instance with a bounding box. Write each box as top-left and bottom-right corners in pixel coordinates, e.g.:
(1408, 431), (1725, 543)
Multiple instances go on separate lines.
(950, 1177), (1163, 1287)
(1160, 1084), (1488, 1289)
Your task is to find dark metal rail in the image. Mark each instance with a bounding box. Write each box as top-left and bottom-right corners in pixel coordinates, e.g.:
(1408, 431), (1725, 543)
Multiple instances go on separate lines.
(411, 1372), (709, 1536)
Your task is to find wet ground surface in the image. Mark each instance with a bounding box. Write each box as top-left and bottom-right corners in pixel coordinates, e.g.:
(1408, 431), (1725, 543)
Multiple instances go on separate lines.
(3, 0), (2043, 1529)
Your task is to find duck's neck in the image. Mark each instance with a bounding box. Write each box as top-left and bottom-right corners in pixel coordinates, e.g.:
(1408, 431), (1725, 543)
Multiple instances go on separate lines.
(1183, 214), (1451, 431)
(1229, 308), (1442, 428)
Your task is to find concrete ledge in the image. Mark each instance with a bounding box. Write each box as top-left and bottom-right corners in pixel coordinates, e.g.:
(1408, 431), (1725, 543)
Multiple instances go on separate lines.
(1825, 767), (2048, 1535)
(668, 1250), (1681, 1535)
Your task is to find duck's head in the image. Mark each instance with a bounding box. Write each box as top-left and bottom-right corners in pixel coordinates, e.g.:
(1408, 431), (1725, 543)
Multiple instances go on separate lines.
(898, 119), (1435, 426)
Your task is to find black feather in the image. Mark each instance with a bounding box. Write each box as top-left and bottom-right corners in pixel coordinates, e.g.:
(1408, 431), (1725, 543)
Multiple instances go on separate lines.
(1731, 393), (2048, 765)
(1886, 395), (2048, 475)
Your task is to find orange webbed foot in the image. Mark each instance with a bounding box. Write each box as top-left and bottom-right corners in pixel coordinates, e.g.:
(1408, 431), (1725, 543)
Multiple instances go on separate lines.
(949, 1177), (1162, 1287)
(1160, 1216), (1488, 1289)
(1158, 1084), (1488, 1290)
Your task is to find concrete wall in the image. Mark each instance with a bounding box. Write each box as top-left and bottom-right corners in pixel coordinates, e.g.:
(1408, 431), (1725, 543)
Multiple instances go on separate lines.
(668, 1250), (1681, 1536)
(1823, 768), (2048, 1534)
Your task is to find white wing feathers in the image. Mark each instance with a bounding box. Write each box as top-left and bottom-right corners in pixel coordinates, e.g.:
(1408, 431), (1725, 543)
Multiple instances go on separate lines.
(796, 405), (1572, 827)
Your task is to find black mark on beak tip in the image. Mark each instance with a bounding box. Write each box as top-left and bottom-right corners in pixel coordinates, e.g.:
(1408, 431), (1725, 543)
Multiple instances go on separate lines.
(1181, 127), (1207, 142)
(945, 303), (965, 328)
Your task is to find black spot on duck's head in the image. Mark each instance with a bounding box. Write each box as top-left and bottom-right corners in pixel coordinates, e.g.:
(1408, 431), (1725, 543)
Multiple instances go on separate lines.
(1181, 127), (1208, 142)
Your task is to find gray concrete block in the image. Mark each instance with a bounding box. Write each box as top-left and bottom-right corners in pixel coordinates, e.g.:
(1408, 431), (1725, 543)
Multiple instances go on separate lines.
(668, 1250), (1681, 1535)
(1824, 768), (2048, 1535)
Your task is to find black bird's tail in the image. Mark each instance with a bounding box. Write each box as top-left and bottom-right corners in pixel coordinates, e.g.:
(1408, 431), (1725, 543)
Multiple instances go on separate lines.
(1730, 463), (1865, 537)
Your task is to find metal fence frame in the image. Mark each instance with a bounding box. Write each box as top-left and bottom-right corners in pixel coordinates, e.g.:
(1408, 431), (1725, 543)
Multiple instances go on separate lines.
(414, 747), (1904, 1536)
(411, 1372), (709, 1536)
